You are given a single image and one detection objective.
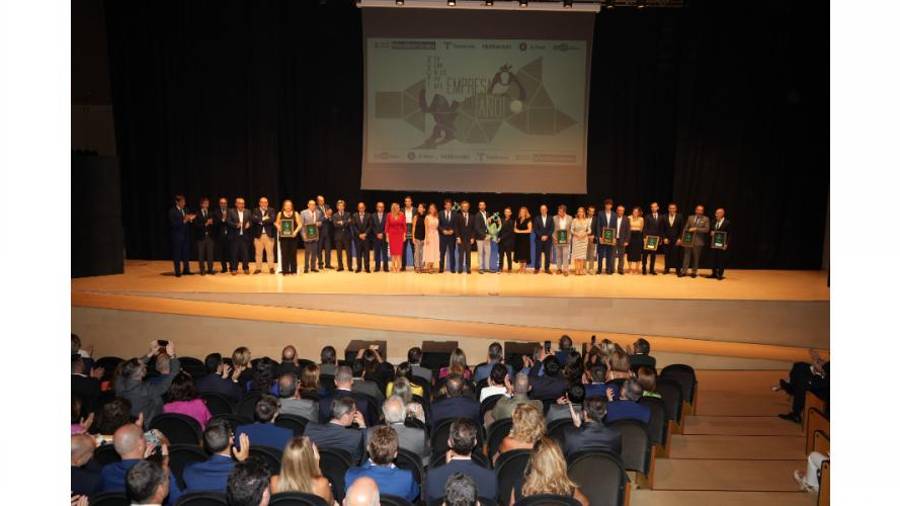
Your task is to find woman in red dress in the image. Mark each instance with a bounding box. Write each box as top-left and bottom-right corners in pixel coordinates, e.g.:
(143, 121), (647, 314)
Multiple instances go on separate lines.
(386, 202), (407, 273)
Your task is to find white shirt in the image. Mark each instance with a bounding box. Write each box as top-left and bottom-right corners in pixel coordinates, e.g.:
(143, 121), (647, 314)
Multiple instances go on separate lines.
(259, 208), (269, 235)
(604, 211), (612, 225)
(404, 208), (413, 222)
(479, 385), (508, 403)
(715, 218), (724, 230)
(558, 215), (568, 229)
(615, 215), (623, 238)
(668, 213), (676, 226)
(237, 209), (245, 235)
(541, 214), (548, 227)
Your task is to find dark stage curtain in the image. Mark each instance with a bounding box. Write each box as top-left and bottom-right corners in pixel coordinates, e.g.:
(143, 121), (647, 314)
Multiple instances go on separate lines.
(103, 0), (827, 269)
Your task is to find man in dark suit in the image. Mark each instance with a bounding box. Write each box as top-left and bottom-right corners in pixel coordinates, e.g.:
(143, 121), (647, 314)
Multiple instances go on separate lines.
(168, 194), (195, 277)
(196, 353), (243, 402)
(431, 375), (480, 428)
(679, 205), (710, 278)
(642, 202), (663, 275)
(707, 207), (730, 280)
(100, 424), (183, 505)
(72, 355), (102, 417)
(370, 202), (389, 272)
(251, 197), (277, 274)
(192, 198), (216, 275)
(226, 197), (252, 275)
(235, 395), (293, 451)
(528, 356), (569, 401)
(628, 338), (656, 371)
(533, 204), (554, 274)
(401, 196), (416, 271)
(316, 195), (333, 270)
(594, 198), (616, 275)
(605, 380), (652, 424)
(72, 434), (103, 496)
(351, 202), (372, 273)
(183, 420), (250, 493)
(304, 396), (367, 464)
(778, 350), (829, 423)
(318, 366), (378, 427)
(332, 200), (352, 271)
(213, 197), (231, 273)
(563, 397), (622, 459)
(439, 199), (458, 273)
(660, 202), (684, 275)
(423, 418), (497, 503)
(454, 200), (475, 274)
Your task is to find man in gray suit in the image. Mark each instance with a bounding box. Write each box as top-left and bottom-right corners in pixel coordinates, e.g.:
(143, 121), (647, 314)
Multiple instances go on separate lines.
(300, 200), (322, 273)
(277, 373), (318, 422)
(678, 205), (710, 278)
(613, 205), (631, 274)
(304, 396), (367, 464)
(366, 396), (429, 465)
(552, 204), (573, 275)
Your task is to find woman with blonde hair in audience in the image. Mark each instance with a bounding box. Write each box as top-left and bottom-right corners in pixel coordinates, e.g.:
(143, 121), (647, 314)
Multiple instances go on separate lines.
(232, 346), (253, 389)
(511, 437), (590, 506)
(389, 377), (426, 423)
(439, 348), (472, 380)
(495, 403), (546, 463)
(270, 436), (335, 504)
(607, 350), (633, 381)
(636, 366), (662, 398)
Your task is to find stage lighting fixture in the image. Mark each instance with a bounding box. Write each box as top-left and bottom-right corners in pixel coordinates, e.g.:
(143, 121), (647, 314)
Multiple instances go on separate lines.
(636, 0), (647, 9)
(604, 0), (615, 9)
(395, 0), (403, 5)
(563, 0), (573, 7)
(448, 0), (455, 5)
(519, 0), (528, 7)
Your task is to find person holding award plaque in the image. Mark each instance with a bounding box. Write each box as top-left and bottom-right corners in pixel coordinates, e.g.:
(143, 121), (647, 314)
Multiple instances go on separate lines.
(678, 205), (710, 278)
(514, 207), (533, 273)
(275, 200), (300, 274)
(571, 207), (591, 275)
(642, 202), (662, 275)
(625, 207), (644, 274)
(300, 200), (322, 273)
(707, 208), (730, 280)
(552, 204), (573, 276)
(594, 199), (617, 275)
(386, 202), (407, 273)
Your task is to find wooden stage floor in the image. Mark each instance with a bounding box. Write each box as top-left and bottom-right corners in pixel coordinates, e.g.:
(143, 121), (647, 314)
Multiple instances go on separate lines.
(72, 261), (829, 368)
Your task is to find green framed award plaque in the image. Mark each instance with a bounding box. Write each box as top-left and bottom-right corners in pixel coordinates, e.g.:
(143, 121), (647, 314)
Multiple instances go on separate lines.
(280, 219), (294, 238)
(556, 229), (568, 244)
(600, 227), (616, 246)
(712, 231), (728, 250)
(681, 230), (694, 247)
(643, 235), (660, 251)
(305, 224), (318, 241)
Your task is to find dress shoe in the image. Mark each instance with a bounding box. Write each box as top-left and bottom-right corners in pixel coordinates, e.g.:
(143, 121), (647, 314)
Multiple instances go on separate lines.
(705, 274), (717, 279)
(311, 269), (319, 273)
(374, 268), (381, 272)
(325, 266), (334, 270)
(209, 271), (215, 276)
(244, 270), (250, 275)
(690, 273), (697, 278)
(175, 273), (182, 278)
(677, 272), (684, 278)
(200, 271), (206, 276)
(650, 271), (657, 275)
(231, 271), (238, 276)
(253, 269), (262, 275)
(365, 269), (371, 273)
(304, 269), (309, 273)
(717, 275), (724, 280)
(337, 268), (344, 272)
(269, 268), (275, 274)
(534, 270), (540, 275)
(355, 269), (361, 273)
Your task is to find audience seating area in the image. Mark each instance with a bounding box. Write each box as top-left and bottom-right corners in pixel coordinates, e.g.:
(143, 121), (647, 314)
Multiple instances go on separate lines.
(71, 338), (829, 506)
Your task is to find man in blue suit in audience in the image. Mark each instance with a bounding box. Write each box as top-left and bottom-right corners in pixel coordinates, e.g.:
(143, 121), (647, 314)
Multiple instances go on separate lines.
(304, 396), (368, 464)
(318, 365), (377, 426)
(563, 397), (622, 459)
(100, 423), (182, 505)
(345, 426), (419, 501)
(605, 379), (651, 424)
(424, 419), (497, 503)
(182, 420), (250, 492)
(235, 395), (293, 451)
(195, 353), (243, 403)
(430, 374), (480, 428)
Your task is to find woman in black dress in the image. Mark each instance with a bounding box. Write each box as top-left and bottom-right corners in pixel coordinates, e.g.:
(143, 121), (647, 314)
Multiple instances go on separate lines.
(412, 203), (427, 273)
(514, 206), (533, 273)
(498, 207), (515, 272)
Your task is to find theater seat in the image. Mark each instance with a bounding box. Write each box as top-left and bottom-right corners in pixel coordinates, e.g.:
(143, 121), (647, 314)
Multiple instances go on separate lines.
(249, 445), (283, 474)
(380, 495), (415, 506)
(200, 392), (234, 417)
(486, 418), (514, 460)
(89, 492), (128, 506)
(515, 494), (582, 506)
(274, 414), (308, 436)
(150, 413), (202, 445)
(495, 449), (532, 506)
(168, 444), (208, 490)
(608, 419), (654, 488)
(269, 492), (329, 506)
(318, 448), (353, 503)
(567, 451), (630, 506)
(175, 491), (227, 506)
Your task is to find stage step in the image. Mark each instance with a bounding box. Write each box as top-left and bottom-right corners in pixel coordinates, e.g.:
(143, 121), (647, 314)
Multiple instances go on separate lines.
(668, 434), (805, 460)
(683, 415), (802, 436)
(695, 370), (793, 416)
(630, 490), (816, 506)
(652, 459), (807, 492)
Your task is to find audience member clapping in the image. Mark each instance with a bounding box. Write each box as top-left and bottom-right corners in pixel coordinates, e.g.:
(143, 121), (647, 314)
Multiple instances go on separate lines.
(182, 419), (250, 493)
(115, 340), (182, 427)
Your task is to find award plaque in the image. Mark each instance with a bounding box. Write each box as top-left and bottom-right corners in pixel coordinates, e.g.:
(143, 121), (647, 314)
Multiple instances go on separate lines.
(406, 222), (413, 235)
(643, 235), (660, 251)
(305, 224), (318, 241)
(280, 219), (294, 238)
(600, 227), (616, 246)
(681, 230), (694, 247)
(557, 229), (568, 244)
(712, 231), (728, 250)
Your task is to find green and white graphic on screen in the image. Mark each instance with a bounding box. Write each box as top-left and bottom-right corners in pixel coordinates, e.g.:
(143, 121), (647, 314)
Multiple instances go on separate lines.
(366, 38), (587, 168)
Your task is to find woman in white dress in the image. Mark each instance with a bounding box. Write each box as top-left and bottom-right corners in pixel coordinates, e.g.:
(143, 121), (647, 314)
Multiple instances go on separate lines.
(571, 207), (590, 275)
(423, 203), (440, 273)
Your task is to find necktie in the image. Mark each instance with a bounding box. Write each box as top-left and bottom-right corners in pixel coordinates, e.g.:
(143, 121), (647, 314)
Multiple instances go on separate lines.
(464, 215), (468, 226)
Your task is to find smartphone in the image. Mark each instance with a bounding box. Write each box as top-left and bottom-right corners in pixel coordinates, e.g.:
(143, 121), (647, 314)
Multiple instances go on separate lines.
(543, 340), (551, 353)
(157, 339), (169, 347)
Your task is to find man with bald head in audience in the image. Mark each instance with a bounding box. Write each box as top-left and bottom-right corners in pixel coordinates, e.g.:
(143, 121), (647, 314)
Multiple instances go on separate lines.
(343, 476), (380, 506)
(99, 423), (182, 504)
(488, 372), (543, 426)
(367, 395), (429, 463)
(72, 433), (102, 496)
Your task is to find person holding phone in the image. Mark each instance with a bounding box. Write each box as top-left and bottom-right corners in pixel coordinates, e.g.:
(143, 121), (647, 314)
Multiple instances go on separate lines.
(114, 340), (181, 426)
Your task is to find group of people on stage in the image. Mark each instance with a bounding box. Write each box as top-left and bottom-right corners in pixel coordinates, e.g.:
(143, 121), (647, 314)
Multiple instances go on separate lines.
(169, 194), (731, 280)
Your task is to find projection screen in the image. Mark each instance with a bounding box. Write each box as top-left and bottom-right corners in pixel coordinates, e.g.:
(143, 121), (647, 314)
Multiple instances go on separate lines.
(362, 8), (595, 193)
